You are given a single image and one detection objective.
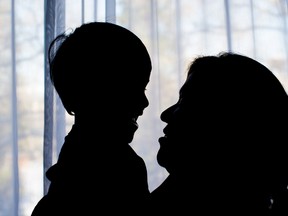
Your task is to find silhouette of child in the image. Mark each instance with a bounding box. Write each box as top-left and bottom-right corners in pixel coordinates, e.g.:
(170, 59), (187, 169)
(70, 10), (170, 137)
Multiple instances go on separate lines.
(31, 22), (152, 215)
(151, 52), (288, 215)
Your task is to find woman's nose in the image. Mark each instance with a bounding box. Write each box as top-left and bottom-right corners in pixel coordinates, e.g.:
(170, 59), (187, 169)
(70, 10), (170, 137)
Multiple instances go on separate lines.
(160, 104), (177, 123)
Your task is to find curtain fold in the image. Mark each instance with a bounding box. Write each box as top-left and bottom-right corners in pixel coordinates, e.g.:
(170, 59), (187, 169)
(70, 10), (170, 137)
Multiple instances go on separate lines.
(43, 0), (66, 196)
(106, 0), (116, 23)
(43, 0), (55, 196)
(224, 0), (232, 51)
(1, 1), (288, 215)
(10, 1), (19, 216)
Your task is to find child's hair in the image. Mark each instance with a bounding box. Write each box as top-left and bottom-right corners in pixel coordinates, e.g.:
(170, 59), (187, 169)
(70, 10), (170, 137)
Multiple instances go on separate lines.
(48, 22), (151, 115)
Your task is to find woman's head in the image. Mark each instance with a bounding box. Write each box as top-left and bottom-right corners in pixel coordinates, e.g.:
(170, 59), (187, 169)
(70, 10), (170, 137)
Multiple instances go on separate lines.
(157, 52), (288, 181)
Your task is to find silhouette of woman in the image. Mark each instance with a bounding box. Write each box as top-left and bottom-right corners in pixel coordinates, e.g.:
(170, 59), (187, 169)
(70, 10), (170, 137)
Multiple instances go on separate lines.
(151, 52), (288, 215)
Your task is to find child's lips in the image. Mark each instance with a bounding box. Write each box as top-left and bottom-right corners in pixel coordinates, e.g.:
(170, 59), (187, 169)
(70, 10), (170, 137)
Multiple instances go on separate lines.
(158, 135), (167, 146)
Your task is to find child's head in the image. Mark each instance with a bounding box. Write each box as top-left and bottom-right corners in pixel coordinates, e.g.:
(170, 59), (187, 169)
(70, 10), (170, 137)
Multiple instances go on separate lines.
(48, 22), (152, 118)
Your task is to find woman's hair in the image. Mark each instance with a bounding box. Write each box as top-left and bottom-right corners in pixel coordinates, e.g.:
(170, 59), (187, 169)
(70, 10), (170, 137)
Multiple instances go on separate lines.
(186, 52), (288, 189)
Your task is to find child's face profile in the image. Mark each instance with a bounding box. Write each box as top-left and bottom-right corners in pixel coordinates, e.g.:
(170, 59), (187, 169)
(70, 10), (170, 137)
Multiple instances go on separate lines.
(127, 66), (151, 143)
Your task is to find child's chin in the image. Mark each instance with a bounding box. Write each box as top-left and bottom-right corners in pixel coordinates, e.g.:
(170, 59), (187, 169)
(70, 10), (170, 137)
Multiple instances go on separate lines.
(128, 122), (138, 143)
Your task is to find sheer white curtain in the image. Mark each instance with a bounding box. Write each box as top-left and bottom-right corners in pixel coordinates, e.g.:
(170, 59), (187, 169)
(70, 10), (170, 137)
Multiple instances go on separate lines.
(1, 0), (288, 215)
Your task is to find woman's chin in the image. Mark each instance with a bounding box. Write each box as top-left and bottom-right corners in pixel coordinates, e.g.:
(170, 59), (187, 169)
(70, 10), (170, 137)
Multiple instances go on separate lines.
(127, 129), (137, 143)
(127, 134), (134, 143)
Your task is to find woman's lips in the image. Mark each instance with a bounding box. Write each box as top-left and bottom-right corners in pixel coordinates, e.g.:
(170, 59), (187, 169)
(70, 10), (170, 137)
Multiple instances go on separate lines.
(128, 118), (138, 132)
(128, 118), (139, 143)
